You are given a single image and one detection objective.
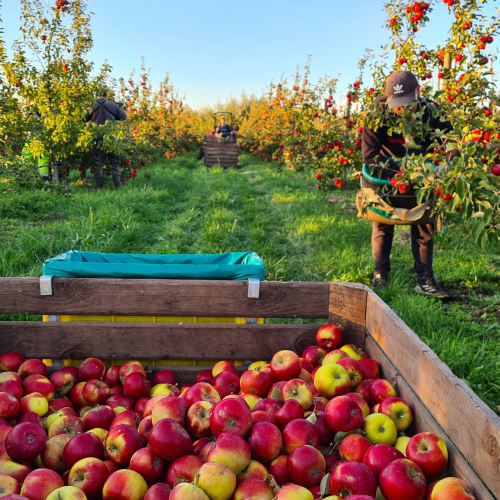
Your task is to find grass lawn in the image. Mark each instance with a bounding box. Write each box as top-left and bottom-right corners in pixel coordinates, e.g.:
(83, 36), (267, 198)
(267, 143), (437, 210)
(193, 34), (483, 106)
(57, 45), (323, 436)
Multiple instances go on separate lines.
(1, 153), (499, 413)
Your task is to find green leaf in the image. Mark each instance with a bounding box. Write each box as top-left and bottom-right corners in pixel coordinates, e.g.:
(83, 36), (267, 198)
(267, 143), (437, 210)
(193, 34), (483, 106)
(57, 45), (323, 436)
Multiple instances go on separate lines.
(334, 429), (367, 446)
(456, 178), (465, 199)
(320, 473), (331, 496)
(53, 388), (64, 400)
(483, 208), (493, 225)
(306, 411), (317, 425)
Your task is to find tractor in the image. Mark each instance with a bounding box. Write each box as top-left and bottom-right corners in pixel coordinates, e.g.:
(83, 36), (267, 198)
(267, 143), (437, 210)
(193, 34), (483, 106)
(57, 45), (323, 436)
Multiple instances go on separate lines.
(198, 112), (239, 168)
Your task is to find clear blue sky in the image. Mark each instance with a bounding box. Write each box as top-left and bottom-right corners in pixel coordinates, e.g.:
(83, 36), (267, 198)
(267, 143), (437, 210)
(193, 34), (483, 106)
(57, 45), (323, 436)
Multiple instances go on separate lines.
(1, 0), (498, 108)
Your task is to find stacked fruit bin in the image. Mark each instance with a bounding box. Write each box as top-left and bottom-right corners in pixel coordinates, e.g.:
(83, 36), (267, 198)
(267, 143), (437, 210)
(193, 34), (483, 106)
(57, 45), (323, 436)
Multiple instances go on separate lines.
(0, 278), (498, 500)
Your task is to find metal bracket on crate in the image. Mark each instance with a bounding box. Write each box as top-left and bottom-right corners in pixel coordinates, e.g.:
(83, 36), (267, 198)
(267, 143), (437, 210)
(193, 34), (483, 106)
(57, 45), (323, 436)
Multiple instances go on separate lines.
(248, 278), (260, 299)
(40, 275), (54, 296)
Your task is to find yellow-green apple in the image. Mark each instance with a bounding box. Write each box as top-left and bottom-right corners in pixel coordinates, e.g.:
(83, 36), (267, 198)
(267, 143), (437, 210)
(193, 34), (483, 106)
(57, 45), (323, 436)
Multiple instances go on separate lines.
(236, 460), (268, 486)
(106, 394), (134, 412)
(148, 418), (191, 461)
(359, 359), (379, 380)
(312, 411), (333, 445)
(346, 393), (370, 419)
(395, 436), (411, 457)
(340, 344), (368, 361)
(50, 368), (79, 396)
(129, 447), (165, 484)
(82, 405), (115, 431)
(268, 455), (288, 486)
(183, 383), (220, 407)
(144, 483), (172, 500)
(18, 360), (48, 381)
(300, 358), (314, 373)
(166, 454), (203, 487)
(123, 373), (149, 400)
(22, 375), (54, 401)
(288, 445), (326, 487)
(337, 358), (363, 387)
(247, 361), (267, 372)
(195, 461), (236, 500)
(251, 410), (274, 425)
(0, 381), (23, 401)
(0, 459), (31, 483)
(69, 382), (88, 410)
(41, 434), (71, 472)
(316, 324), (344, 351)
(314, 364), (350, 399)
(196, 370), (214, 385)
(379, 458), (427, 500)
(170, 483), (209, 500)
(430, 477), (475, 500)
(191, 437), (210, 457)
(329, 461), (377, 498)
(0, 474), (20, 496)
(325, 395), (363, 433)
(79, 405), (93, 418)
(271, 350), (302, 381)
(212, 361), (238, 378)
(134, 397), (149, 417)
(82, 380), (110, 405)
(103, 366), (120, 388)
(102, 470), (148, 500)
(249, 422), (282, 463)
(5, 422), (46, 462)
(207, 432), (251, 475)
(151, 383), (181, 398)
(240, 370), (273, 398)
(283, 419), (319, 453)
(275, 484), (314, 500)
(79, 358), (106, 382)
(355, 380), (375, 406)
(88, 428), (107, 442)
(142, 395), (167, 418)
(369, 379), (397, 404)
(0, 353), (24, 373)
(151, 397), (188, 426)
(406, 432), (448, 480)
(63, 431), (104, 468)
(275, 399), (304, 430)
(233, 478), (274, 500)
(379, 397), (413, 432)
(0, 393), (19, 420)
(339, 434), (372, 462)
(241, 393), (261, 410)
(213, 371), (240, 394)
(21, 470), (64, 500)
(46, 486), (86, 500)
(110, 410), (142, 430)
(138, 415), (153, 444)
(363, 444), (404, 480)
(209, 398), (252, 437)
(301, 346), (328, 369)
(19, 393), (48, 417)
(186, 401), (214, 438)
(68, 457), (109, 500)
(362, 414), (397, 445)
(104, 424), (143, 466)
(48, 415), (84, 439)
(281, 379), (313, 410)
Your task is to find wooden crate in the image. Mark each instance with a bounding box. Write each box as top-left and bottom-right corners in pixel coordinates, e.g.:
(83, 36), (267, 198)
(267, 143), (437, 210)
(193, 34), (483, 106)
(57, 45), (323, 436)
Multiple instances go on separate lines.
(203, 134), (239, 168)
(0, 278), (498, 498)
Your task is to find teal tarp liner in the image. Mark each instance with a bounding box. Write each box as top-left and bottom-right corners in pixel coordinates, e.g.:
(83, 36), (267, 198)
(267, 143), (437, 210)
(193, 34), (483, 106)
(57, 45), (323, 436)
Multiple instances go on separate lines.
(42, 250), (265, 281)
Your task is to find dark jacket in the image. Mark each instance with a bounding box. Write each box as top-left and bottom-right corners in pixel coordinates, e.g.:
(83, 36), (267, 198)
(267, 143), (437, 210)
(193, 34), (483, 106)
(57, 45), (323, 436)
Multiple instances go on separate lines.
(86, 98), (127, 126)
(362, 96), (459, 178)
(215, 123), (233, 134)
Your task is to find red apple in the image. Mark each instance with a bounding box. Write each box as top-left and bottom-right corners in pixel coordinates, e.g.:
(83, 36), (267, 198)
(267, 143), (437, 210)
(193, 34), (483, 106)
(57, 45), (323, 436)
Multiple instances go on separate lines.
(254, 398), (283, 417)
(300, 358), (314, 373)
(329, 461), (377, 498)
(69, 382), (88, 409)
(316, 324), (343, 350)
(106, 394), (134, 412)
(195, 370), (214, 385)
(359, 359), (380, 380)
(0, 459), (31, 483)
(363, 444), (405, 480)
(138, 415), (153, 444)
(337, 358), (364, 387)
(275, 484), (314, 499)
(240, 370), (273, 397)
(5, 423), (46, 462)
(346, 393), (370, 418)
(0, 373), (23, 387)
(102, 470), (148, 500)
(48, 415), (84, 439)
(323, 349), (348, 365)
(379, 397), (414, 432)
(68, 457), (109, 500)
(143, 395), (167, 418)
(19, 393), (48, 417)
(212, 361), (238, 377)
(249, 422), (282, 463)
(63, 431), (104, 468)
(268, 381), (287, 401)
(135, 396), (150, 417)
(210, 398), (252, 437)
(123, 373), (149, 400)
(166, 455), (203, 487)
(151, 397), (188, 426)
(21, 470), (64, 500)
(191, 438), (210, 457)
(82, 405), (115, 431)
(355, 380), (375, 405)
(213, 384), (231, 400)
(379, 458), (427, 500)
(236, 460), (268, 485)
(79, 358), (105, 382)
(170, 483), (209, 500)
(148, 418), (191, 461)
(183, 383), (220, 407)
(301, 346), (328, 369)
(50, 368), (79, 396)
(271, 350), (301, 381)
(0, 354), (24, 373)
(186, 401), (214, 438)
(339, 433), (372, 462)
(325, 395), (363, 433)
(144, 483), (172, 500)
(153, 370), (176, 386)
(130, 447), (165, 484)
(283, 419), (319, 453)
(103, 460), (119, 476)
(0, 393), (19, 420)
(406, 432), (448, 480)
(281, 379), (313, 410)
(369, 379), (397, 404)
(41, 434), (72, 472)
(0, 382), (23, 401)
(82, 380), (109, 405)
(233, 478), (274, 500)
(47, 398), (74, 415)
(18, 360), (48, 381)
(340, 344), (368, 360)
(275, 399), (304, 430)
(0, 474), (20, 496)
(104, 424), (143, 466)
(287, 445), (326, 487)
(213, 371), (240, 394)
(313, 411), (333, 445)
(430, 477), (475, 500)
(206, 432), (251, 475)
(103, 366), (120, 388)
(252, 410), (274, 425)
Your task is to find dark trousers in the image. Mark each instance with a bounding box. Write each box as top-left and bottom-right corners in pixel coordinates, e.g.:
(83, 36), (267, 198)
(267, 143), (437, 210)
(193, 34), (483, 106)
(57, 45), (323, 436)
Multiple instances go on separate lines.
(91, 145), (121, 178)
(372, 222), (434, 281)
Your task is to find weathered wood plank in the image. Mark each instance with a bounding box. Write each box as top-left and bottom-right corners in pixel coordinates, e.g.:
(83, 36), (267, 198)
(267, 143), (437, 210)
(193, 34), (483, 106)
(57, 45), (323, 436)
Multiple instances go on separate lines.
(365, 290), (500, 498)
(0, 279), (330, 317)
(0, 322), (318, 360)
(365, 335), (495, 500)
(328, 282), (367, 349)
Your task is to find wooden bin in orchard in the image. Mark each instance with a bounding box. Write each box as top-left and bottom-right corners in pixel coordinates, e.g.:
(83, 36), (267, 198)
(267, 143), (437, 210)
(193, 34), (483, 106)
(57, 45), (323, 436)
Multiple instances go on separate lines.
(0, 278), (498, 499)
(202, 134), (239, 168)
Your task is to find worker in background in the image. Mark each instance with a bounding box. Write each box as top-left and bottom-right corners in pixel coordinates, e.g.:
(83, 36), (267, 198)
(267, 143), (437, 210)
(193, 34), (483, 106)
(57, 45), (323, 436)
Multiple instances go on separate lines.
(215, 116), (237, 140)
(21, 143), (50, 182)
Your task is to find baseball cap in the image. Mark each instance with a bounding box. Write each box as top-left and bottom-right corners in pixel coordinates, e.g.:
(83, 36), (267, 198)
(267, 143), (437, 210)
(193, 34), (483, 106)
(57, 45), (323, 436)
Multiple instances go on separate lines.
(385, 71), (420, 109)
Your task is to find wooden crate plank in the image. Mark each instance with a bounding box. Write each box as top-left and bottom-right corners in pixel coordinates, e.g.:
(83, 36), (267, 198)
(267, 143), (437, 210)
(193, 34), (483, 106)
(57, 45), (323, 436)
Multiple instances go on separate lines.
(365, 290), (500, 497)
(365, 335), (496, 500)
(328, 282), (367, 349)
(0, 322), (319, 360)
(0, 279), (330, 318)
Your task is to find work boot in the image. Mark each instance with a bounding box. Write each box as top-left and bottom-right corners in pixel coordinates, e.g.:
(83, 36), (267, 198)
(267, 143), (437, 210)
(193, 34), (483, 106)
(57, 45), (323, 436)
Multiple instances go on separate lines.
(96, 177), (105, 189)
(413, 277), (453, 300)
(372, 272), (389, 287)
(112, 174), (121, 188)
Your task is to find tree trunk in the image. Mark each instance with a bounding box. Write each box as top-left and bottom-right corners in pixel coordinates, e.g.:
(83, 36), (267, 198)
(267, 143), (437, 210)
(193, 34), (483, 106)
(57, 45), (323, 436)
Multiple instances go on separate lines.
(50, 153), (59, 183)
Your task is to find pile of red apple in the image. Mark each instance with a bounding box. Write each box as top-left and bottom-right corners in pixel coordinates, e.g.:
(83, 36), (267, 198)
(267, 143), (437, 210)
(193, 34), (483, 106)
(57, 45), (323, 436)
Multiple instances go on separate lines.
(0, 324), (476, 500)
